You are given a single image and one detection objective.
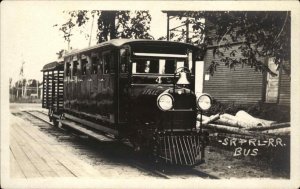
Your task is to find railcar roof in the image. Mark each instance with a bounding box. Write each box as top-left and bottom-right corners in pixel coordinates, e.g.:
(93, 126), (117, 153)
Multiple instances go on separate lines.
(41, 60), (64, 72)
(64, 39), (199, 57)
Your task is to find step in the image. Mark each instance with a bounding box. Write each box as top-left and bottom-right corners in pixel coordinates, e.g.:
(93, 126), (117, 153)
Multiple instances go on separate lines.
(60, 119), (114, 142)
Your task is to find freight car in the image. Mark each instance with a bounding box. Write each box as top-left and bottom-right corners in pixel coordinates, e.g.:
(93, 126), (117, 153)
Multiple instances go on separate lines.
(42, 39), (212, 165)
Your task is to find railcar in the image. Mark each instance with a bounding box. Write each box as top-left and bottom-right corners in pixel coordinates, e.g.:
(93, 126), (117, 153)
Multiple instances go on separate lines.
(42, 39), (212, 166)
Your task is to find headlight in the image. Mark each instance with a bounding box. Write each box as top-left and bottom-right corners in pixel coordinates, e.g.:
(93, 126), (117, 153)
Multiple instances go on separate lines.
(197, 94), (212, 111)
(157, 93), (174, 111)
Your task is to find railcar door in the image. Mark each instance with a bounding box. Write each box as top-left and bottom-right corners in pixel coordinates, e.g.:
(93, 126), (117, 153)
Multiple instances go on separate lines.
(118, 48), (130, 127)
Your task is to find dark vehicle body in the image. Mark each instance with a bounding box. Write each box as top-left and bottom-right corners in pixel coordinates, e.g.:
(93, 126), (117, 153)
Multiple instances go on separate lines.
(42, 39), (209, 165)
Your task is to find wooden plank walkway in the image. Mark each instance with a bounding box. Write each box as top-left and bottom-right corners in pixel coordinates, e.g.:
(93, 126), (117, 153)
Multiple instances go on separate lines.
(9, 114), (103, 178)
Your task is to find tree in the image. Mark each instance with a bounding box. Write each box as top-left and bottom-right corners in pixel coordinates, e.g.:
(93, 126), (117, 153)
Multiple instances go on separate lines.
(164, 11), (291, 75)
(57, 10), (153, 46)
(9, 77), (12, 89)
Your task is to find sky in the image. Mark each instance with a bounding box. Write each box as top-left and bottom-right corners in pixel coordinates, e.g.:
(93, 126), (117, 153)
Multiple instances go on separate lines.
(1, 2), (169, 84)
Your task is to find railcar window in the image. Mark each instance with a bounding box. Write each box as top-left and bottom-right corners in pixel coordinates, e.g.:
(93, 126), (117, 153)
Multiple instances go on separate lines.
(120, 49), (128, 73)
(109, 51), (118, 73)
(136, 59), (159, 73)
(66, 62), (71, 77)
(72, 61), (79, 76)
(91, 57), (98, 74)
(81, 59), (88, 75)
(109, 54), (115, 73)
(103, 52), (116, 74)
(120, 57), (128, 73)
(165, 59), (176, 74)
(132, 58), (187, 74)
(177, 61), (185, 70)
(98, 59), (103, 74)
(103, 54), (110, 74)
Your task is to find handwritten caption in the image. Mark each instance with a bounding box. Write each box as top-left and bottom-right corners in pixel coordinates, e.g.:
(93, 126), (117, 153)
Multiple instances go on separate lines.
(217, 137), (286, 157)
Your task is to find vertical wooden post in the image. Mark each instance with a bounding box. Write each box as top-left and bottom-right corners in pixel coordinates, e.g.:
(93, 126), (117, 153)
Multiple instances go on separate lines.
(46, 72), (49, 108)
(42, 73), (44, 107)
(167, 13), (170, 41)
(186, 18), (189, 43)
(52, 70), (54, 109)
(57, 70), (59, 111)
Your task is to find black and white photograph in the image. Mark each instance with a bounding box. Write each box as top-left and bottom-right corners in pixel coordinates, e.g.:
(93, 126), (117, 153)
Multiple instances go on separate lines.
(1, 1), (300, 188)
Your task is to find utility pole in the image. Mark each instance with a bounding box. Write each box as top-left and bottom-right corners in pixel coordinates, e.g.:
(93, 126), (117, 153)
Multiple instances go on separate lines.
(88, 14), (95, 47)
(17, 60), (25, 98)
(186, 18), (189, 43)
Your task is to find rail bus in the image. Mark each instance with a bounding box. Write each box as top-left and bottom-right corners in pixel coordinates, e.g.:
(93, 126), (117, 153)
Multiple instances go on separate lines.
(42, 39), (212, 166)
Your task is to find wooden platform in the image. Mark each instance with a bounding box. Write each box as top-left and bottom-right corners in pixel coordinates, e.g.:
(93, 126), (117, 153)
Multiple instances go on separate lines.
(9, 114), (103, 178)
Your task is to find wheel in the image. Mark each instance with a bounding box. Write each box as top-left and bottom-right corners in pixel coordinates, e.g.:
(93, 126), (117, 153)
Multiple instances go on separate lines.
(57, 114), (65, 129)
(48, 109), (53, 122)
(52, 118), (59, 127)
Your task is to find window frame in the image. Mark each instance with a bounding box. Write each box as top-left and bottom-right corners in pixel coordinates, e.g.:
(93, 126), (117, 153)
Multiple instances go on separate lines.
(102, 51), (110, 75)
(120, 48), (129, 73)
(80, 58), (88, 76)
(102, 50), (116, 75)
(131, 57), (188, 75)
(91, 55), (99, 75)
(65, 61), (71, 77)
(72, 60), (79, 77)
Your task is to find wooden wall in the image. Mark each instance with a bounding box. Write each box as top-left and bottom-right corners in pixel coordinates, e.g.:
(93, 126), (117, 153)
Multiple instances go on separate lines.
(202, 46), (290, 107)
(199, 20), (290, 107)
(203, 47), (264, 104)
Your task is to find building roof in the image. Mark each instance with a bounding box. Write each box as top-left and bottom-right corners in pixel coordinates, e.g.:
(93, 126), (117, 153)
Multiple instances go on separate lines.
(64, 39), (199, 57)
(41, 61), (64, 72)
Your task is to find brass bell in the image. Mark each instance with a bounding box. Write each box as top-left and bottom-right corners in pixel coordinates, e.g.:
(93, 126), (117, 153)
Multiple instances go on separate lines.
(177, 71), (190, 85)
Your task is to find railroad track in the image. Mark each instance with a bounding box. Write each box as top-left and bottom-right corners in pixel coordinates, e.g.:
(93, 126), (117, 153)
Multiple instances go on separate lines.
(23, 110), (51, 124)
(13, 110), (218, 179)
(15, 111), (80, 141)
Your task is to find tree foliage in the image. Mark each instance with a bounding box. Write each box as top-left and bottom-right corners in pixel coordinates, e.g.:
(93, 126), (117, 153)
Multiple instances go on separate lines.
(57, 11), (290, 76)
(57, 10), (153, 45)
(166, 11), (291, 75)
